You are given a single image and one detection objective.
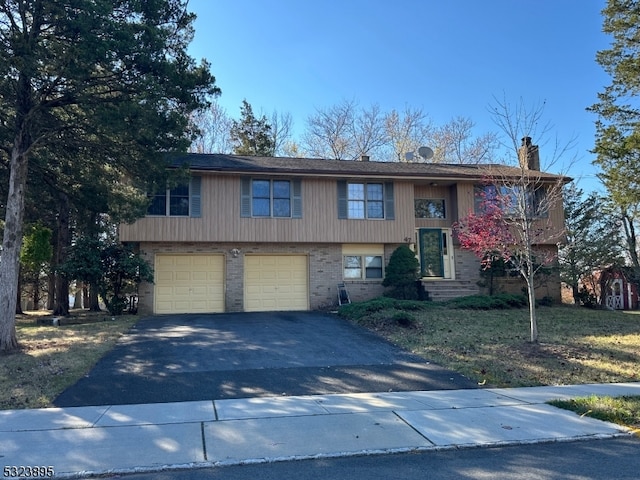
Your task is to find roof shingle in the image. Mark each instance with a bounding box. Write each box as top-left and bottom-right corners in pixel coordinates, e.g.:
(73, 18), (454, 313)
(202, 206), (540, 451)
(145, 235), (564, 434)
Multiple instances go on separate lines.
(169, 153), (570, 182)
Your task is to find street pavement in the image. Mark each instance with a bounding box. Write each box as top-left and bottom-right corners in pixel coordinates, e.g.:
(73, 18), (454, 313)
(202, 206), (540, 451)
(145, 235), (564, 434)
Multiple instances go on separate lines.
(1, 383), (638, 479)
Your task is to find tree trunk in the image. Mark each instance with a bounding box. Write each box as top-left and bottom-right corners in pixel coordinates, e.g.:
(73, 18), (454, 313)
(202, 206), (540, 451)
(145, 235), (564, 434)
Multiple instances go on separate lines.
(88, 283), (101, 311)
(0, 143), (30, 352)
(526, 266), (538, 343)
(53, 192), (71, 316)
(15, 276), (23, 314)
(572, 283), (579, 305)
(47, 272), (55, 310)
(73, 282), (83, 309)
(32, 271), (41, 310)
(83, 285), (90, 309)
(621, 209), (640, 268)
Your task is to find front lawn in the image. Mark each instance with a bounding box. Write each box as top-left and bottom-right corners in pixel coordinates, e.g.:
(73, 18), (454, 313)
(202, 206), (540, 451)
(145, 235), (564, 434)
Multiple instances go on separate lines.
(338, 296), (640, 388)
(0, 311), (137, 410)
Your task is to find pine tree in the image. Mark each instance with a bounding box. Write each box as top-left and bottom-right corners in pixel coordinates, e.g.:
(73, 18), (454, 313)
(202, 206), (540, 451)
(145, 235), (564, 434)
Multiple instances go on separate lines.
(589, 0), (640, 272)
(559, 184), (624, 304)
(230, 100), (275, 156)
(0, 0), (218, 351)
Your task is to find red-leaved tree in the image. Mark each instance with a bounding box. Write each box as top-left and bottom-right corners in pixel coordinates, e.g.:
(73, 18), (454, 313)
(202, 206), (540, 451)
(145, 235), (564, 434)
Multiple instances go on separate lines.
(453, 194), (514, 270)
(454, 176), (563, 343)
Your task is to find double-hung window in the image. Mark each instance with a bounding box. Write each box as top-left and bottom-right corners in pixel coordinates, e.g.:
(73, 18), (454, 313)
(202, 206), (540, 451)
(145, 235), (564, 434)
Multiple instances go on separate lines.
(338, 181), (394, 220)
(344, 255), (383, 279)
(252, 179), (291, 217)
(342, 244), (384, 280)
(147, 177), (201, 217)
(241, 177), (302, 218)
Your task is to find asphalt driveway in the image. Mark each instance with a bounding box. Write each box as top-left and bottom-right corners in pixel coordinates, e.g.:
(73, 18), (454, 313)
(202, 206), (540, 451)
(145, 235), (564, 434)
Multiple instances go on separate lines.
(54, 312), (477, 407)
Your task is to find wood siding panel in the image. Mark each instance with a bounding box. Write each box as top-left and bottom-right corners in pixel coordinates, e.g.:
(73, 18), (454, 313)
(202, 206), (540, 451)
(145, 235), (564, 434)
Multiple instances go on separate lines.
(118, 174), (565, 246)
(120, 174), (416, 244)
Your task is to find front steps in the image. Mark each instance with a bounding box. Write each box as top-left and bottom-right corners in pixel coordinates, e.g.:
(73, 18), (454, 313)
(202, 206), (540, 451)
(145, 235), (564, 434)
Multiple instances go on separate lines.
(420, 279), (480, 302)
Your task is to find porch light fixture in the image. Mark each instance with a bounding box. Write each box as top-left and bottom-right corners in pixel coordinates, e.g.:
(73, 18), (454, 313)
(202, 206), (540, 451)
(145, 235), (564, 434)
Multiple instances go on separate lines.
(230, 248), (240, 258)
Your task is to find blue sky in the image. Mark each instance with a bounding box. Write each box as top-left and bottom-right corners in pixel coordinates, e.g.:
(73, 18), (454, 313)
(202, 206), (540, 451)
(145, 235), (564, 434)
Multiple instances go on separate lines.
(187, 0), (610, 193)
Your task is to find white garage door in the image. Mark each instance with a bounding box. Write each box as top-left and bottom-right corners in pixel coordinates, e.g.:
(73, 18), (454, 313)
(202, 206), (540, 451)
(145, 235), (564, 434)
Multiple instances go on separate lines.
(244, 255), (308, 312)
(154, 254), (225, 314)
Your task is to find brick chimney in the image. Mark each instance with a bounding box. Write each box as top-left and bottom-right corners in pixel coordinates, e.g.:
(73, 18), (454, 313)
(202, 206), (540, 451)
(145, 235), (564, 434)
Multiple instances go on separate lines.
(360, 155), (370, 162)
(518, 137), (540, 171)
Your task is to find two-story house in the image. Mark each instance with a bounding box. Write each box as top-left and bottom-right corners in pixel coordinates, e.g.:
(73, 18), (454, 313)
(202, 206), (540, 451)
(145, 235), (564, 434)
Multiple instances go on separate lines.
(119, 147), (567, 315)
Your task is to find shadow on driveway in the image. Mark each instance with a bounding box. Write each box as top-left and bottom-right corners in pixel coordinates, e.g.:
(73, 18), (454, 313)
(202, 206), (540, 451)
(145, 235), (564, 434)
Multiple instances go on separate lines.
(54, 312), (477, 407)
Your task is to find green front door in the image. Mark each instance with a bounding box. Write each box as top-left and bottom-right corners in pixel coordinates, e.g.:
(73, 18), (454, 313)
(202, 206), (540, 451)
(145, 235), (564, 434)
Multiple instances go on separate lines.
(419, 228), (444, 277)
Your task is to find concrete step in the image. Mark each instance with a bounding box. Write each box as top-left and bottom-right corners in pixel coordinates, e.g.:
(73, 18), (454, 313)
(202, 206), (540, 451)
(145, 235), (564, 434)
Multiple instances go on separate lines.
(419, 280), (480, 301)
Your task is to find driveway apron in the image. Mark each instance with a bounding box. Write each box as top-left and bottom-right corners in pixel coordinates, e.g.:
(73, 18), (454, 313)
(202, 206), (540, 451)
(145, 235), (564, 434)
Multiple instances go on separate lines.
(54, 312), (477, 407)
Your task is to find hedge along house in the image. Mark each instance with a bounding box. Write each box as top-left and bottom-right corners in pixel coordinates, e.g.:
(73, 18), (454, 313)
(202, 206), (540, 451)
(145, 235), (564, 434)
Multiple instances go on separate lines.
(119, 149), (568, 315)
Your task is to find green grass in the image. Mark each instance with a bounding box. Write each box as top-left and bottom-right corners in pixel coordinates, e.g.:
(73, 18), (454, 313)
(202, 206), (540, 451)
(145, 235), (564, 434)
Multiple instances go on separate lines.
(550, 395), (640, 434)
(339, 298), (640, 388)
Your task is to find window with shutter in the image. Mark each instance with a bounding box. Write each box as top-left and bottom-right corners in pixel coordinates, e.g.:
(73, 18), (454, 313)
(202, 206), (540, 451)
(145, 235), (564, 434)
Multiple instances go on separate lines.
(338, 181), (394, 220)
(240, 177), (302, 218)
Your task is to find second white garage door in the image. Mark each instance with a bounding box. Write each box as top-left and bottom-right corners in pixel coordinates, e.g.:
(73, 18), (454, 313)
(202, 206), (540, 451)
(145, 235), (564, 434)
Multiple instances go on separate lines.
(154, 254), (225, 314)
(244, 255), (308, 312)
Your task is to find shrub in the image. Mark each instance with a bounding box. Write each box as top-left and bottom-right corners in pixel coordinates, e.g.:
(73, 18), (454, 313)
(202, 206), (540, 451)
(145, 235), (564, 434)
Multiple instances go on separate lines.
(576, 288), (598, 309)
(382, 245), (420, 300)
(446, 293), (527, 310)
(337, 297), (431, 322)
(537, 296), (554, 307)
(338, 297), (398, 320)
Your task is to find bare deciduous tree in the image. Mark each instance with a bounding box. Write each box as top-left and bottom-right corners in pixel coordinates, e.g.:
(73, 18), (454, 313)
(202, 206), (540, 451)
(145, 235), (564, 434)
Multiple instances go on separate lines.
(352, 103), (388, 159)
(270, 110), (294, 157)
(490, 95), (577, 171)
(428, 116), (499, 164)
(190, 100), (233, 154)
(384, 106), (433, 162)
(302, 99), (387, 160)
(303, 99), (356, 159)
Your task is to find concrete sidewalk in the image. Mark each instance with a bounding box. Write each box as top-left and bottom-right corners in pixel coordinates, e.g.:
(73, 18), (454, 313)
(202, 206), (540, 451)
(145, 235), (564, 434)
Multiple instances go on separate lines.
(2, 383), (639, 479)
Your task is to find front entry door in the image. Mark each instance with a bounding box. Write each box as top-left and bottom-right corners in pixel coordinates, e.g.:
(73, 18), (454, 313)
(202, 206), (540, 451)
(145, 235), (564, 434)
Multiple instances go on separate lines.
(418, 228), (454, 279)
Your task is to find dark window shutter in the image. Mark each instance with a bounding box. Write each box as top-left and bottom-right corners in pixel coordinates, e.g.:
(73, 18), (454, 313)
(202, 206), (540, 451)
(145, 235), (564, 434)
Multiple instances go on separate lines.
(337, 180), (348, 219)
(292, 179), (302, 218)
(190, 176), (201, 218)
(241, 177), (251, 217)
(384, 182), (395, 220)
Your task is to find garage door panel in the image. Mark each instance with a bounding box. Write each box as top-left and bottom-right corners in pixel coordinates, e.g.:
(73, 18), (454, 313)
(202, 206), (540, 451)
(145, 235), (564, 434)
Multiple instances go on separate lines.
(191, 272), (208, 281)
(156, 271), (174, 282)
(244, 255), (308, 312)
(174, 271), (192, 282)
(154, 254), (224, 314)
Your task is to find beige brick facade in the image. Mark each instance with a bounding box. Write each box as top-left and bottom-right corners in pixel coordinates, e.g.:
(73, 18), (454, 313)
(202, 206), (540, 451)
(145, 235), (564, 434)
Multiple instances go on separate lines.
(136, 242), (404, 314)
